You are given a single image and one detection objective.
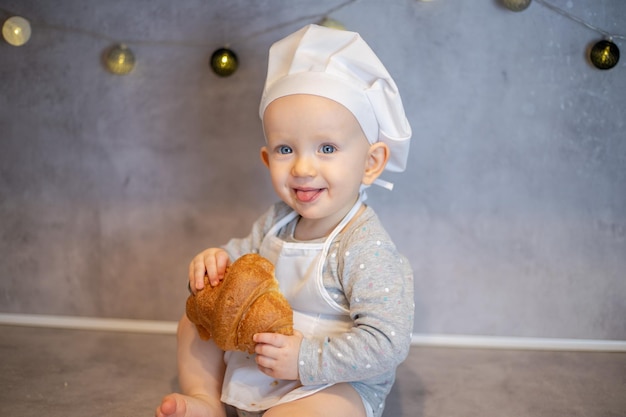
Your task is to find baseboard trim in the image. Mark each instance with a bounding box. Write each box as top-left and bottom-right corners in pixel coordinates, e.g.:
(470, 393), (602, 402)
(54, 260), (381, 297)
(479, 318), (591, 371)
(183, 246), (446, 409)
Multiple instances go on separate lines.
(410, 333), (626, 352)
(1, 313), (625, 352)
(0, 313), (177, 334)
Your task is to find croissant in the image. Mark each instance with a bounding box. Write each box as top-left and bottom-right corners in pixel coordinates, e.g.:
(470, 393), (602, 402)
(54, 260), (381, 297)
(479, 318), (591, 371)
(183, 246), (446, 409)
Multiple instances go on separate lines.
(185, 253), (293, 353)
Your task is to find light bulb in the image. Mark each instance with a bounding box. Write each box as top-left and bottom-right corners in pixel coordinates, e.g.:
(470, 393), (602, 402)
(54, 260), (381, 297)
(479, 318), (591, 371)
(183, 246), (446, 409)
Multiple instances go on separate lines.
(104, 44), (136, 75)
(2, 16), (32, 46)
(210, 48), (238, 77)
(589, 39), (620, 70)
(502, 0), (532, 12)
(319, 18), (346, 31)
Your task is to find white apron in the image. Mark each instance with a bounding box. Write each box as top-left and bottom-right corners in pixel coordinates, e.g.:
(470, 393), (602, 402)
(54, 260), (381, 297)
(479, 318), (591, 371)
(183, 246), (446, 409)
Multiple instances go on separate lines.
(220, 199), (362, 412)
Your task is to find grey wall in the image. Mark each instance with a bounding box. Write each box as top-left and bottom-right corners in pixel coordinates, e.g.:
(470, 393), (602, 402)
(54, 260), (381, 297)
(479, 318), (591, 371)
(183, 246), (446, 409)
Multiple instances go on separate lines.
(1, 0), (624, 340)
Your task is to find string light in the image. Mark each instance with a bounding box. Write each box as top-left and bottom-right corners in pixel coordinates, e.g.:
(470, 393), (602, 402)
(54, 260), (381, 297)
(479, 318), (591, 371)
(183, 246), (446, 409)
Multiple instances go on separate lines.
(0, 1), (355, 75)
(104, 44), (136, 75)
(319, 17), (346, 30)
(2, 1), (623, 74)
(589, 39), (620, 70)
(2, 16), (31, 46)
(533, 0), (624, 41)
(502, 0), (531, 12)
(502, 0), (624, 70)
(210, 48), (238, 77)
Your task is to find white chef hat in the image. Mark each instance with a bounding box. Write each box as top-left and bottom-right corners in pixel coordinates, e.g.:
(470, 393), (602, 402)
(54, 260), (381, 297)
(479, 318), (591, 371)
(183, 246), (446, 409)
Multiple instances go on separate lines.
(259, 24), (412, 175)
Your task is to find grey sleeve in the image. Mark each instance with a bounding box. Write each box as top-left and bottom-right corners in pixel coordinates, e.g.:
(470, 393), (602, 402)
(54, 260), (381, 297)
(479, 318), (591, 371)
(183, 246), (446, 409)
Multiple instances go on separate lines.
(298, 215), (414, 385)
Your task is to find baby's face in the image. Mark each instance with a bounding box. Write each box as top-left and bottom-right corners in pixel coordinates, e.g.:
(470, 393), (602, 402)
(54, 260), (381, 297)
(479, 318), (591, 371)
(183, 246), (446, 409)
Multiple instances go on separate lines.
(261, 94), (371, 233)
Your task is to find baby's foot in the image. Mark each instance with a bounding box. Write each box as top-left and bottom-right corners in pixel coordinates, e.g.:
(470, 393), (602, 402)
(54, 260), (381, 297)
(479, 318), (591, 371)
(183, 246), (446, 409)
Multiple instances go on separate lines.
(155, 393), (226, 417)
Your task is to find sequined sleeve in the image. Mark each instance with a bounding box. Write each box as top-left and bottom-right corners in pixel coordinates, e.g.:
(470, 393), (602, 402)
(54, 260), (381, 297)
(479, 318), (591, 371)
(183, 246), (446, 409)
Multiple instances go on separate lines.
(298, 208), (414, 390)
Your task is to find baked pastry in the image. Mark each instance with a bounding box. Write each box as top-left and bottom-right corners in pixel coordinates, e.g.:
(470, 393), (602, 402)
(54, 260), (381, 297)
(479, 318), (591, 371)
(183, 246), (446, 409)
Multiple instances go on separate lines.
(185, 253), (293, 353)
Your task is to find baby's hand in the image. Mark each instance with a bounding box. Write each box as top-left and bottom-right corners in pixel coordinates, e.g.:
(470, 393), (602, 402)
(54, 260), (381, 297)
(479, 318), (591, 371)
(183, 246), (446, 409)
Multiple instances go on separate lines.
(188, 248), (230, 292)
(253, 330), (304, 381)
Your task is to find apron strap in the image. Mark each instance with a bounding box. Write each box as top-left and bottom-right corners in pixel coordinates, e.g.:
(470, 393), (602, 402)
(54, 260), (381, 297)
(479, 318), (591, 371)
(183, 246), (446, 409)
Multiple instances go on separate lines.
(314, 196), (364, 313)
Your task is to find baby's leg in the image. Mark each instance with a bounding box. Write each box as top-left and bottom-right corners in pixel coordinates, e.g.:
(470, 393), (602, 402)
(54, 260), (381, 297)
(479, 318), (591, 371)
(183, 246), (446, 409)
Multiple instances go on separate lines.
(156, 315), (227, 417)
(263, 383), (367, 417)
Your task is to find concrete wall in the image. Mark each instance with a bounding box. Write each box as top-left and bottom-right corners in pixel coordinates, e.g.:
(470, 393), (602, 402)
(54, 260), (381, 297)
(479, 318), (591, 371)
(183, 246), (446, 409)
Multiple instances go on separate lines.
(1, 0), (624, 340)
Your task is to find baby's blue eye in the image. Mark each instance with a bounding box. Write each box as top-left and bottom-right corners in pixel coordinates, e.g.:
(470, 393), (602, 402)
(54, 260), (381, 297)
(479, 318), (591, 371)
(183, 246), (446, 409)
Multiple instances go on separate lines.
(320, 144), (336, 154)
(278, 145), (292, 154)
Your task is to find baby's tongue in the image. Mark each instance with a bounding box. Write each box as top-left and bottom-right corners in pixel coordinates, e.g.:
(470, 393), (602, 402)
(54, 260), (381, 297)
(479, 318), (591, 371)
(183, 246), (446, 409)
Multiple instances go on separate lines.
(296, 189), (320, 202)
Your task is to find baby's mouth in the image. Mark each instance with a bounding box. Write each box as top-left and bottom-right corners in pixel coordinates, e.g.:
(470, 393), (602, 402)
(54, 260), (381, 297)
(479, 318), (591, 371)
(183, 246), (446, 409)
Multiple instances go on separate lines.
(294, 188), (323, 203)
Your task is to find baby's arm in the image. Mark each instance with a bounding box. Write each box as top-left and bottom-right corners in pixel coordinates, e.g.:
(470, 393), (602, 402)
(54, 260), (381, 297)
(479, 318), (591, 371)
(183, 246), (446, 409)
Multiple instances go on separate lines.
(299, 224), (414, 385)
(188, 202), (290, 292)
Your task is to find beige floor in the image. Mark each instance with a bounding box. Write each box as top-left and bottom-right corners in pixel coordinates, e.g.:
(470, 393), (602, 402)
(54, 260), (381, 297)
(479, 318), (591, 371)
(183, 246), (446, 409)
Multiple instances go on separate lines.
(1, 324), (625, 417)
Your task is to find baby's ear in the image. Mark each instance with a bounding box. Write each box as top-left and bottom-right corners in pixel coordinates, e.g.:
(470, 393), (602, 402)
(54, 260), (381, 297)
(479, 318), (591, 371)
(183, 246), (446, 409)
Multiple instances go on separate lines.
(260, 146), (270, 168)
(362, 142), (389, 185)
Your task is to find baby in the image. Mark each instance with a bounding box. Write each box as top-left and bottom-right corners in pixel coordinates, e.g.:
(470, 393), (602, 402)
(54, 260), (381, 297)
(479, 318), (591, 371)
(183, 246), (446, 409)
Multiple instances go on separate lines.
(157, 24), (414, 417)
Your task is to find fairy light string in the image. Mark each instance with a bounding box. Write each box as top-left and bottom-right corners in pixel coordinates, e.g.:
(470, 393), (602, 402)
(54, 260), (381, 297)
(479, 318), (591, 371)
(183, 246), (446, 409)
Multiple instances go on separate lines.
(0, 0), (357, 75)
(533, 0), (623, 69)
(1, 1), (356, 46)
(533, 0), (625, 41)
(501, 0), (623, 69)
(2, 0), (623, 73)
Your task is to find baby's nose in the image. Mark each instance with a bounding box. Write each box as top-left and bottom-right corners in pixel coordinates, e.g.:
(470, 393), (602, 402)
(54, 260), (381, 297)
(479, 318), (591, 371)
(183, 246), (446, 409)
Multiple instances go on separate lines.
(291, 155), (316, 177)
